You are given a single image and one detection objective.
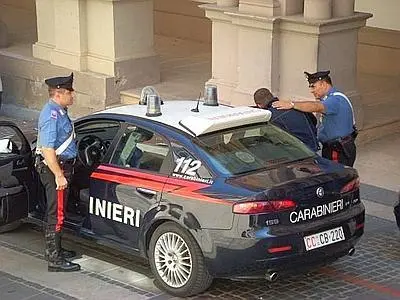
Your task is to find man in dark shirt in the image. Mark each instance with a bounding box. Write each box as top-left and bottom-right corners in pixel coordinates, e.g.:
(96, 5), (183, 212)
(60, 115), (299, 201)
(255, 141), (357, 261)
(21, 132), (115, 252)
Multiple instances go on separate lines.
(254, 88), (319, 152)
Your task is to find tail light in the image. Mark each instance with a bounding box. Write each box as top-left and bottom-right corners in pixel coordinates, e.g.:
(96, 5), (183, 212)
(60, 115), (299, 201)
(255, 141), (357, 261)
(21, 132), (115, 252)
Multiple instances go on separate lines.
(233, 199), (296, 215)
(341, 177), (360, 193)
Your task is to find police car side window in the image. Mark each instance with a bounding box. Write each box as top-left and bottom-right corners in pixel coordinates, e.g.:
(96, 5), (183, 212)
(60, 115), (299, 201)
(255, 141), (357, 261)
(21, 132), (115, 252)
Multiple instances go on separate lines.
(111, 126), (170, 173)
(170, 141), (212, 182)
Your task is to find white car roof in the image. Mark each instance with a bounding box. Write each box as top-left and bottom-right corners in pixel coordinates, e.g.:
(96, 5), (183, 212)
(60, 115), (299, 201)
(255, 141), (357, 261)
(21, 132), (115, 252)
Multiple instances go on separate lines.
(100, 100), (271, 137)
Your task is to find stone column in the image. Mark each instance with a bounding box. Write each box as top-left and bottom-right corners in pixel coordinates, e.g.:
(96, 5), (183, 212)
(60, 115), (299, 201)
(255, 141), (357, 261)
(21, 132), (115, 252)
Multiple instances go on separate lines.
(203, 1), (281, 105)
(85, 0), (159, 85)
(233, 14), (280, 105)
(239, 0), (280, 17)
(204, 6), (239, 104)
(303, 0), (331, 20)
(279, 0), (303, 16)
(32, 0), (55, 61)
(50, 0), (88, 71)
(31, 0), (160, 109)
(332, 0), (355, 18)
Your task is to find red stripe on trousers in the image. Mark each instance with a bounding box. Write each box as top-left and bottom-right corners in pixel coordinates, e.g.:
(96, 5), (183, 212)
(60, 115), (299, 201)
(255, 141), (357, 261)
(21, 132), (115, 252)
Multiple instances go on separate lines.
(332, 150), (339, 162)
(56, 190), (65, 232)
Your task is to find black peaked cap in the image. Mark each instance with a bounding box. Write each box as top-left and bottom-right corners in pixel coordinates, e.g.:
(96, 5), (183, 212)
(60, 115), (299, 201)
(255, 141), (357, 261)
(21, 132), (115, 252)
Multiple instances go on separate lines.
(304, 70), (330, 85)
(45, 73), (74, 91)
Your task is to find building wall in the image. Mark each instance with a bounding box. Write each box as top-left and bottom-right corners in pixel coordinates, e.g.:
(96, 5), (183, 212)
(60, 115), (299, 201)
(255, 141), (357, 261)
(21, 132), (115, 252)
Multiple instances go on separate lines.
(358, 27), (400, 76)
(0, 0), (37, 44)
(355, 0), (400, 31)
(154, 0), (211, 43)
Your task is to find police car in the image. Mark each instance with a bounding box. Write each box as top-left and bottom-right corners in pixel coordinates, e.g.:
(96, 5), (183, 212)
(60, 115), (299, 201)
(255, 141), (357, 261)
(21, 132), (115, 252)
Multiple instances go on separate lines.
(0, 89), (365, 297)
(395, 193), (400, 229)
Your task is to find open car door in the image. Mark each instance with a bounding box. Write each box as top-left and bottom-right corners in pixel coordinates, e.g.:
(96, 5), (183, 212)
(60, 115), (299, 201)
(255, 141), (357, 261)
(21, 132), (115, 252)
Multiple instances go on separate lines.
(0, 121), (34, 230)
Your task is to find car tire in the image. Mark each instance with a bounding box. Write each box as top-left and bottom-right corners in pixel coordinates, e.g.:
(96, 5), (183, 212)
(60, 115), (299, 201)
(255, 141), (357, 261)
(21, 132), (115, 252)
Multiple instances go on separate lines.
(0, 220), (22, 234)
(148, 221), (213, 297)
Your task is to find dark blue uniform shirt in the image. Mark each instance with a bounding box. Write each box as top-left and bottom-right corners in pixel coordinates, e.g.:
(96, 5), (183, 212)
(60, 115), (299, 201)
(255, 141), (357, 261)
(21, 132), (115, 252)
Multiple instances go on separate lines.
(318, 87), (354, 143)
(37, 99), (77, 159)
(267, 106), (319, 152)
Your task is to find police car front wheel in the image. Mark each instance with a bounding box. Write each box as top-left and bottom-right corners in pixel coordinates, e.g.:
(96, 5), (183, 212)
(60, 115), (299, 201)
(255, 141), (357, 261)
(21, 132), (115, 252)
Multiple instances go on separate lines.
(148, 222), (213, 297)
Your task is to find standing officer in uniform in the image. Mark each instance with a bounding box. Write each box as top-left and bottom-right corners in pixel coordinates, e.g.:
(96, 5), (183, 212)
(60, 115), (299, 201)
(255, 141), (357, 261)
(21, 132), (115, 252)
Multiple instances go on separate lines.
(254, 88), (319, 152)
(272, 70), (357, 166)
(36, 73), (80, 272)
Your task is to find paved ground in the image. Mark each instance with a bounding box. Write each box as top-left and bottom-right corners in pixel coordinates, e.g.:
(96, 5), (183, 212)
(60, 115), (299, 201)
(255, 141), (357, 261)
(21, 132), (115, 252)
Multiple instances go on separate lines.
(0, 114), (399, 300)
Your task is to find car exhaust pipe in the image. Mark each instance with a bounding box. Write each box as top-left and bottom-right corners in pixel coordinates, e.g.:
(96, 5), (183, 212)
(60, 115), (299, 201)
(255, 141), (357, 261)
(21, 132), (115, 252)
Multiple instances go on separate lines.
(265, 272), (278, 282)
(348, 247), (355, 256)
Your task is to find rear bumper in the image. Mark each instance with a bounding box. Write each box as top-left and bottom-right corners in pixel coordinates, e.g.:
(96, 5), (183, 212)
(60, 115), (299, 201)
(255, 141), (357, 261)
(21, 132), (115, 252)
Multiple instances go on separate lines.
(203, 205), (364, 278)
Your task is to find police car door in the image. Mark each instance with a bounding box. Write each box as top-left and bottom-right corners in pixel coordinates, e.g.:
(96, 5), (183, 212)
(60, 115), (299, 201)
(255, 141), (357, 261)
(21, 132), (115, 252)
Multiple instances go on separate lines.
(0, 122), (33, 228)
(89, 124), (170, 249)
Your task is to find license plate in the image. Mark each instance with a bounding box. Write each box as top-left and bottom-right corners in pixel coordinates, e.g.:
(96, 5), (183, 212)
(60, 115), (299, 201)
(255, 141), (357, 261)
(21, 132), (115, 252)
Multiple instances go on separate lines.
(304, 226), (345, 251)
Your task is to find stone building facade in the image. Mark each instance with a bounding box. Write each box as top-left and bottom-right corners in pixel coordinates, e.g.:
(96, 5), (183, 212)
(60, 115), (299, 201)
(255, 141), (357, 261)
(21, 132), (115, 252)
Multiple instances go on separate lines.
(0, 0), (399, 133)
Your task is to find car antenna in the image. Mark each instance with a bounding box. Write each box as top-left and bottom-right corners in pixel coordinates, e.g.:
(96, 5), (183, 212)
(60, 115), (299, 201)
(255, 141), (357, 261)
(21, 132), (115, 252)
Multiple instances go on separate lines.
(191, 93), (201, 112)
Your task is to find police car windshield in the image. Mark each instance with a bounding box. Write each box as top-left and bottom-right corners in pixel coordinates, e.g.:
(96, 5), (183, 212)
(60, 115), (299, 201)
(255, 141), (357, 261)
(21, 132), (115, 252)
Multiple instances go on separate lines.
(197, 123), (315, 175)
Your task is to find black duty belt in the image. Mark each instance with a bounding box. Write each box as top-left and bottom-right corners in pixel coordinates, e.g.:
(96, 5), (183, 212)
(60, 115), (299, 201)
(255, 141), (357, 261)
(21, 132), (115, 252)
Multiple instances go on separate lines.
(322, 133), (355, 148)
(58, 157), (76, 165)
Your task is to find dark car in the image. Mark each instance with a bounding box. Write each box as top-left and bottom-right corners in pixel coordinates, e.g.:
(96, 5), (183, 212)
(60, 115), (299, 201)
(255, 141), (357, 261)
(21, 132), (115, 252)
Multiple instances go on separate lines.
(394, 193), (400, 229)
(0, 98), (365, 297)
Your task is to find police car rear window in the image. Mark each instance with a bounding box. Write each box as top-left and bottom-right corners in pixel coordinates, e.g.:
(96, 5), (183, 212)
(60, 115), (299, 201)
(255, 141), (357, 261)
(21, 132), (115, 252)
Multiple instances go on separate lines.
(197, 123), (315, 175)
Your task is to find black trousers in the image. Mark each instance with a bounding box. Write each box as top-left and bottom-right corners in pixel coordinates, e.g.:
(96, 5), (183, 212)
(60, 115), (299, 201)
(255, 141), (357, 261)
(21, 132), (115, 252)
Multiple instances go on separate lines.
(39, 164), (73, 232)
(322, 139), (356, 167)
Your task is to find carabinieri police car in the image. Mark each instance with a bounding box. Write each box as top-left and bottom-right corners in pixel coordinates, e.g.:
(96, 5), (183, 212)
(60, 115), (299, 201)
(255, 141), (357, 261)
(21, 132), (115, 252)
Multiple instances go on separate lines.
(394, 193), (400, 229)
(0, 88), (364, 297)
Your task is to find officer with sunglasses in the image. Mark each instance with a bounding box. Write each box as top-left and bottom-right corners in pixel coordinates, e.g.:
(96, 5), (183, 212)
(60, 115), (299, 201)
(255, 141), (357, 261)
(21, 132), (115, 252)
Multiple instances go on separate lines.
(272, 70), (357, 167)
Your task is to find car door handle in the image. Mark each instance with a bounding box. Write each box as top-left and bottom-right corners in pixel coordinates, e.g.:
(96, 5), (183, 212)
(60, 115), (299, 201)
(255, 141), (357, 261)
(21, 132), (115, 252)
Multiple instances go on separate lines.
(136, 187), (157, 197)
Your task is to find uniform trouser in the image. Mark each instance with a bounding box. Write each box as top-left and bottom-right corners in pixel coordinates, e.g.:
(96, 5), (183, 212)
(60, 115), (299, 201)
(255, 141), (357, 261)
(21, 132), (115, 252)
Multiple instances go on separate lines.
(322, 139), (356, 167)
(39, 164), (73, 232)
(39, 164), (73, 261)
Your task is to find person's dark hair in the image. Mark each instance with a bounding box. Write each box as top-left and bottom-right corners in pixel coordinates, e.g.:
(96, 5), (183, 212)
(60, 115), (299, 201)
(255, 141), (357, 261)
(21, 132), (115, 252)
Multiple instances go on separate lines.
(254, 88), (275, 107)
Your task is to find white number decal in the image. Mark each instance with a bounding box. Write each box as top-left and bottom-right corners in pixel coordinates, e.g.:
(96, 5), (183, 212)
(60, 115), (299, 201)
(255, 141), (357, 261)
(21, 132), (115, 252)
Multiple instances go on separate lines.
(174, 157), (202, 176)
(186, 160), (202, 176)
(174, 157), (185, 173)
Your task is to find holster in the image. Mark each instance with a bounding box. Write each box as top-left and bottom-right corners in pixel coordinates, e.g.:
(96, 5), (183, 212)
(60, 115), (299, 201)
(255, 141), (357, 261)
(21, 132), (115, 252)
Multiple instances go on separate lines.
(34, 155), (44, 173)
(324, 136), (354, 159)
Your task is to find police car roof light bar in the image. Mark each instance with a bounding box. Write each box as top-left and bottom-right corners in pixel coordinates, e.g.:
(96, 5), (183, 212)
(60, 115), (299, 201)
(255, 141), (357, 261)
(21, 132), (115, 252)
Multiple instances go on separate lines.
(146, 94), (162, 117)
(203, 84), (218, 106)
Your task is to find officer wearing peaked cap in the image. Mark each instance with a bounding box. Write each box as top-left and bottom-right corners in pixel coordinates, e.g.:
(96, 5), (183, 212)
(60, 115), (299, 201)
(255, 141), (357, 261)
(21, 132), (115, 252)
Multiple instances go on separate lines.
(272, 70), (357, 167)
(36, 73), (80, 272)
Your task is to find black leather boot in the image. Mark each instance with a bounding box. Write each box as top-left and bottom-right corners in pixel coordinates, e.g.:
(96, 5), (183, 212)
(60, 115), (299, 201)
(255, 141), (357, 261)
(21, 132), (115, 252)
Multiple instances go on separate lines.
(45, 229), (81, 272)
(44, 231), (77, 260)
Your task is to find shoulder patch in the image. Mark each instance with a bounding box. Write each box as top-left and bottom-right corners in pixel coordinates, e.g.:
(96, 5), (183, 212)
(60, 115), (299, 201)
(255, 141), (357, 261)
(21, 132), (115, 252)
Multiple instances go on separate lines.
(51, 110), (58, 119)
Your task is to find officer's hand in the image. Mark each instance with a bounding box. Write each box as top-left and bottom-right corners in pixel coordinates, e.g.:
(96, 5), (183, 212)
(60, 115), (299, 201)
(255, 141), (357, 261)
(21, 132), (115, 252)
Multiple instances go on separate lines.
(55, 174), (68, 190)
(272, 100), (294, 110)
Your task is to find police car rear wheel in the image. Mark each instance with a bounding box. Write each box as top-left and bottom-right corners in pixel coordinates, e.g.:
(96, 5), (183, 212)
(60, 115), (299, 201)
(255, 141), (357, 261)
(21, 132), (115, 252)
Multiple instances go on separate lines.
(149, 222), (213, 297)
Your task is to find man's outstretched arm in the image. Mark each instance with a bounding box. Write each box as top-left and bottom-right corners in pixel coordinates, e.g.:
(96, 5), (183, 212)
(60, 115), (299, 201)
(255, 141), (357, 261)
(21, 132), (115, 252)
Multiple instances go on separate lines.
(272, 100), (325, 113)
